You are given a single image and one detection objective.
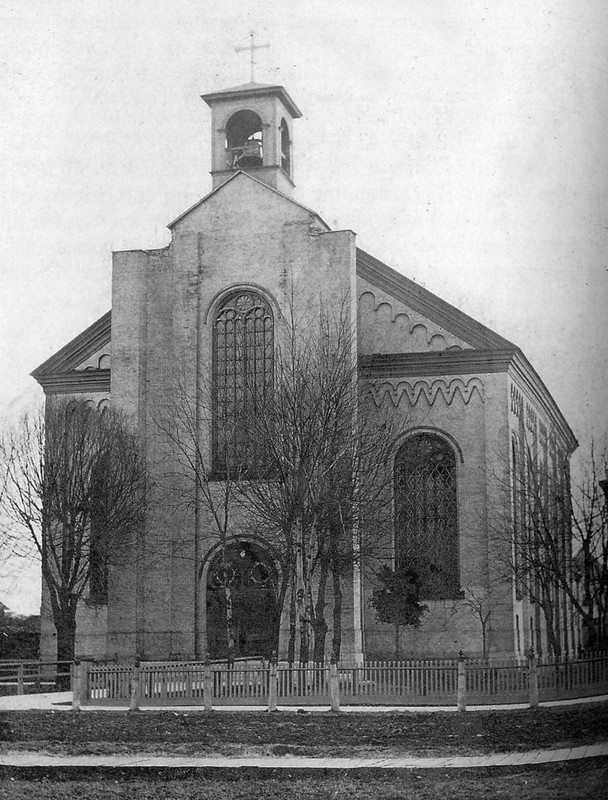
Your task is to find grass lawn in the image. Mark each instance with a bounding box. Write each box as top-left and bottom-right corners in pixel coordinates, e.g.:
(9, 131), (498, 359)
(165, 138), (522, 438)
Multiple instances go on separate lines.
(0, 761), (606, 799)
(0, 702), (607, 757)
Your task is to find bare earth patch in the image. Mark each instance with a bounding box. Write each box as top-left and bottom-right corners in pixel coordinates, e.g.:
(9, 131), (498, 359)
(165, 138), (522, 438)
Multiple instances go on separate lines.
(1, 703), (607, 758)
(0, 762), (607, 800)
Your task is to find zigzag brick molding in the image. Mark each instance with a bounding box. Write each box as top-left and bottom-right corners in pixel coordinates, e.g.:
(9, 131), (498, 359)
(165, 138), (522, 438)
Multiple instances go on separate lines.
(370, 377), (484, 408)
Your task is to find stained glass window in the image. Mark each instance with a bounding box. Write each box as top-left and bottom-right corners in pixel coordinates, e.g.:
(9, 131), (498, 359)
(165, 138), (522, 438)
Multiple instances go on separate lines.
(213, 291), (273, 477)
(394, 433), (460, 599)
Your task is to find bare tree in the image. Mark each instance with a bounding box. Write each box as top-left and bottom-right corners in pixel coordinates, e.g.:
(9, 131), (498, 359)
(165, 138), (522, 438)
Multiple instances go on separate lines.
(569, 443), (608, 650)
(507, 431), (572, 659)
(503, 432), (608, 658)
(461, 585), (509, 661)
(0, 399), (147, 665)
(237, 304), (395, 663)
(152, 380), (267, 664)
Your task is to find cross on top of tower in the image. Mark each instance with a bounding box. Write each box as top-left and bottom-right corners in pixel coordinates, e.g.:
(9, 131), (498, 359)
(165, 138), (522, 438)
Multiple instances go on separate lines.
(235, 31), (270, 83)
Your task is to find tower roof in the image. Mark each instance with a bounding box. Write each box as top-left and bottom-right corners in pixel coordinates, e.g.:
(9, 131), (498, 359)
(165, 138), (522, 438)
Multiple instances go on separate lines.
(201, 82), (302, 118)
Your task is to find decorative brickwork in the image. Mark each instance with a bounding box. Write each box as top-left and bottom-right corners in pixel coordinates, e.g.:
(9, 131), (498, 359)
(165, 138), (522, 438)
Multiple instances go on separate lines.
(370, 377), (484, 408)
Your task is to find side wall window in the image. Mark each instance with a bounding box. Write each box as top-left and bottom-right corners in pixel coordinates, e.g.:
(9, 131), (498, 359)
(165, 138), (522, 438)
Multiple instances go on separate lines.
(394, 433), (460, 599)
(89, 456), (109, 605)
(213, 290), (274, 477)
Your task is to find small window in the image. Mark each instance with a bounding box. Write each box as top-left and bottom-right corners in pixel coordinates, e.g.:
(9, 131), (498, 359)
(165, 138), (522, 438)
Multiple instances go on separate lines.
(280, 118), (291, 175)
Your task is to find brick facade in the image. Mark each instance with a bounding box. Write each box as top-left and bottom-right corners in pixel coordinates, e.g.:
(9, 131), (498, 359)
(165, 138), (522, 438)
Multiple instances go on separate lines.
(32, 82), (577, 662)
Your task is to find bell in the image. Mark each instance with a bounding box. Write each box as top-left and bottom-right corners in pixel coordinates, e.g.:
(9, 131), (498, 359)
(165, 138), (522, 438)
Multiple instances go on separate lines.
(236, 139), (262, 169)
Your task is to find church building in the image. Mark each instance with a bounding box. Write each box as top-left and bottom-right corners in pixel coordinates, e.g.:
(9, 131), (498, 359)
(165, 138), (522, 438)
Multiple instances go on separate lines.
(33, 81), (578, 663)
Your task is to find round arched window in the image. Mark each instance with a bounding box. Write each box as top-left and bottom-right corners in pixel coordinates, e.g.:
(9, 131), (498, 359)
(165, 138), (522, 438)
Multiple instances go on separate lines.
(394, 433), (460, 599)
(213, 290), (274, 476)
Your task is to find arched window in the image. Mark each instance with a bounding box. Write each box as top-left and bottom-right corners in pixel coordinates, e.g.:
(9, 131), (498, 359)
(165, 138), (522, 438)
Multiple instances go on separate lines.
(206, 540), (279, 660)
(394, 433), (459, 599)
(213, 290), (273, 477)
(280, 118), (291, 175)
(225, 110), (264, 170)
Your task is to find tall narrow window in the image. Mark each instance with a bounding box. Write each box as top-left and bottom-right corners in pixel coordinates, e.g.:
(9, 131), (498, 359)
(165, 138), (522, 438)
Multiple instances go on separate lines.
(394, 433), (459, 599)
(89, 456), (109, 605)
(280, 118), (291, 175)
(512, 436), (523, 600)
(213, 290), (273, 477)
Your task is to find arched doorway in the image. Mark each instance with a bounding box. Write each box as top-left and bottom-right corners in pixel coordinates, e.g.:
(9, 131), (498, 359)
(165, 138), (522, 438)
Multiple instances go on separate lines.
(206, 540), (279, 660)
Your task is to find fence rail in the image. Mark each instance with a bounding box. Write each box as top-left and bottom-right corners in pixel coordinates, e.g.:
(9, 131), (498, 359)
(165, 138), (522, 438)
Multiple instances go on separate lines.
(78, 651), (608, 709)
(0, 660), (73, 694)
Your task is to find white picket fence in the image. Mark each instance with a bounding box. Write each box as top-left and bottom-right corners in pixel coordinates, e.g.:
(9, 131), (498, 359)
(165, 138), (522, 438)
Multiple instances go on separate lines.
(76, 651), (608, 709)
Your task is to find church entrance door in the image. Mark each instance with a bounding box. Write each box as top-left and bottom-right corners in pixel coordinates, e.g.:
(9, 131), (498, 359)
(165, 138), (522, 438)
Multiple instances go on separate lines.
(206, 541), (279, 661)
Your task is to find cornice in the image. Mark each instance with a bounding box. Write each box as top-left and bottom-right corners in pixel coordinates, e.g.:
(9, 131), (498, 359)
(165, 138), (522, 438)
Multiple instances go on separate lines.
(201, 83), (303, 119)
(361, 348), (578, 454)
(35, 370), (111, 396)
(360, 349), (518, 378)
(509, 351), (578, 454)
(356, 249), (514, 351)
(31, 311), (112, 379)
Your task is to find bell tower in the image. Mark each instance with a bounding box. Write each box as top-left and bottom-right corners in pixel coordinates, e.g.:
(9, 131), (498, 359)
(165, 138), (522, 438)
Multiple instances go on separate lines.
(201, 83), (302, 196)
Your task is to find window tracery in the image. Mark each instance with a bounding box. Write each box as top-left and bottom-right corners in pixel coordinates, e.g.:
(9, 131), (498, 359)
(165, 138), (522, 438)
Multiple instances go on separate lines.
(394, 433), (460, 599)
(213, 290), (273, 477)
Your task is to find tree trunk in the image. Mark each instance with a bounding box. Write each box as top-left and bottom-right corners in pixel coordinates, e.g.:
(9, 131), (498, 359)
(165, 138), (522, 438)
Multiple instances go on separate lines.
(311, 559), (329, 663)
(287, 580), (296, 664)
(224, 584), (236, 665)
(395, 624), (401, 661)
(55, 606), (77, 690)
(331, 562), (343, 663)
(294, 514), (310, 664)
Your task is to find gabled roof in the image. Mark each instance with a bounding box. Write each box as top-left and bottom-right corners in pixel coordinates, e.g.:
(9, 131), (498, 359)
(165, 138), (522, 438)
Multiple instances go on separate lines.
(168, 169), (330, 231)
(356, 248), (515, 351)
(31, 311), (111, 395)
(357, 248), (577, 452)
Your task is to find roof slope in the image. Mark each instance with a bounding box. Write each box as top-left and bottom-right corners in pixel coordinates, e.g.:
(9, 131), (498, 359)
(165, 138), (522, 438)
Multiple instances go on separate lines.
(31, 311), (111, 394)
(168, 169), (330, 230)
(356, 248), (514, 351)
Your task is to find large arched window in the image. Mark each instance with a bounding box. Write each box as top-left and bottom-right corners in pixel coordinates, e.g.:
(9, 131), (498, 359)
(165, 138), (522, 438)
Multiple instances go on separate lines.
(213, 290), (274, 477)
(394, 433), (460, 599)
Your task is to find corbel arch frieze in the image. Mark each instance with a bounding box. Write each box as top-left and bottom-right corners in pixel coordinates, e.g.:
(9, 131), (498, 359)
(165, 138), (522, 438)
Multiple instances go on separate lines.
(358, 290), (465, 352)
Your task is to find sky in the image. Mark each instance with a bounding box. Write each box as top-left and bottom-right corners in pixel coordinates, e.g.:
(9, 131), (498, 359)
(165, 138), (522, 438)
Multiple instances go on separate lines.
(1, 0), (607, 614)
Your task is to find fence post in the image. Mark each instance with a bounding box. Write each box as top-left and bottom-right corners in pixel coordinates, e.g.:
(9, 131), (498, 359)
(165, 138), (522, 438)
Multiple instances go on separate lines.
(203, 656), (213, 712)
(528, 648), (539, 709)
(268, 652), (278, 712)
(71, 661), (81, 711)
(129, 661), (141, 712)
(457, 650), (467, 712)
(16, 663), (24, 696)
(329, 658), (340, 712)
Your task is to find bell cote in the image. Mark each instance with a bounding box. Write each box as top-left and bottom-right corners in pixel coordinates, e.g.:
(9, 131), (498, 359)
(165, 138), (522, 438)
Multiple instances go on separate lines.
(201, 82), (302, 196)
